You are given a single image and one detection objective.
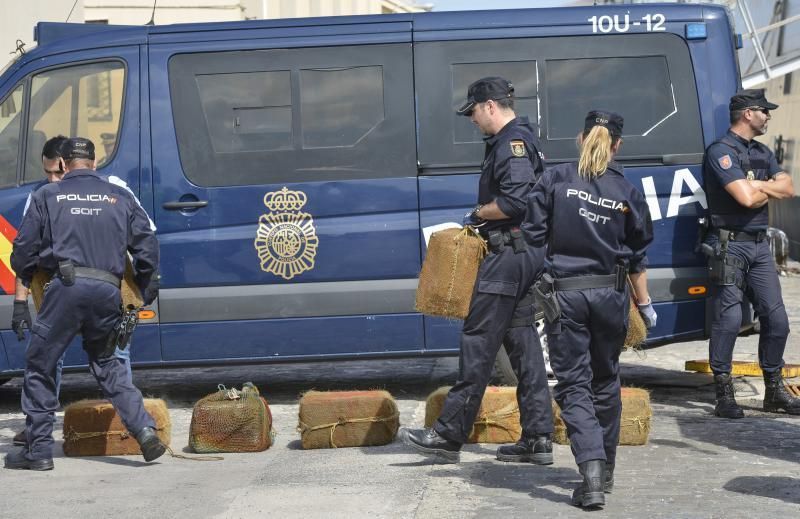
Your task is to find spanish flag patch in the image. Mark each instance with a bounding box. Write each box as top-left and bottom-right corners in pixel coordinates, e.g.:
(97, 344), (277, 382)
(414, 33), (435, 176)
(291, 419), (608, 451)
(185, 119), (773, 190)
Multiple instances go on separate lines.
(510, 140), (526, 158)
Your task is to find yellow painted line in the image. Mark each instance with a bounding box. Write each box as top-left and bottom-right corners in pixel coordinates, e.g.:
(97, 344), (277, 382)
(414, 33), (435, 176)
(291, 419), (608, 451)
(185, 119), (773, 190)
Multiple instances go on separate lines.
(685, 359), (800, 378)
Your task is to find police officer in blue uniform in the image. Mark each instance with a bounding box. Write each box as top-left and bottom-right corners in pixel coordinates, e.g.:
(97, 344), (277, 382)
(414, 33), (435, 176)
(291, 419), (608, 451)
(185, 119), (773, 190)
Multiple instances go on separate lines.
(4, 137), (163, 471)
(402, 77), (554, 464)
(9, 135), (150, 447)
(524, 111), (655, 509)
(702, 89), (799, 419)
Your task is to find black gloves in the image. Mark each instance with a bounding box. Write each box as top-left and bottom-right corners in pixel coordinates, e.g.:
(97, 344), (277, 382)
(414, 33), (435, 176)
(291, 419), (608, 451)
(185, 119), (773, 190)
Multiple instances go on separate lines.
(143, 274), (160, 306)
(11, 300), (32, 341)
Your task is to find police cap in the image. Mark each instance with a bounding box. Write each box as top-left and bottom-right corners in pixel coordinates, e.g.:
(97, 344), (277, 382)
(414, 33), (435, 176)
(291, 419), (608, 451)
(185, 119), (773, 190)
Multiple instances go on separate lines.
(457, 77), (515, 116)
(59, 137), (96, 161)
(584, 110), (623, 137)
(729, 88), (778, 111)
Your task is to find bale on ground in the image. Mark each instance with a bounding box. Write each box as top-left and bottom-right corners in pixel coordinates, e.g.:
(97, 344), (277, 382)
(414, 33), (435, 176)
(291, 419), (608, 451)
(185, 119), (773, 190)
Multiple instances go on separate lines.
(190, 383), (273, 453)
(63, 398), (170, 456)
(552, 387), (651, 446)
(415, 227), (487, 320)
(425, 386), (521, 444)
(298, 390), (399, 449)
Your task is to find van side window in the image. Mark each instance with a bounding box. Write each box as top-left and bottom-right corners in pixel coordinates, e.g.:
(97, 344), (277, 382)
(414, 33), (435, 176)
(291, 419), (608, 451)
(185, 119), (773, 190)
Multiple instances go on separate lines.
(300, 65), (385, 149)
(169, 44), (415, 187)
(196, 70), (293, 153)
(24, 61), (125, 182)
(0, 84), (25, 188)
(544, 55), (698, 161)
(452, 61), (537, 144)
(547, 57), (674, 139)
(415, 33), (703, 172)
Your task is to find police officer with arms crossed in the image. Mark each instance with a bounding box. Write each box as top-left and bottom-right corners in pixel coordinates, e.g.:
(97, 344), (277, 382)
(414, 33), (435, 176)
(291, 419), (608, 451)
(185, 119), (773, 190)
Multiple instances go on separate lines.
(4, 137), (163, 471)
(702, 89), (799, 418)
(10, 135), (154, 447)
(523, 111), (655, 509)
(402, 77), (554, 464)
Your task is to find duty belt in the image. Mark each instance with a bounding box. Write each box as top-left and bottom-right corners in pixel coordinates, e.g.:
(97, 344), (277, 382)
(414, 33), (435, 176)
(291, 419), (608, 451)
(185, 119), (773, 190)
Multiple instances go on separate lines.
(552, 264), (627, 292)
(74, 267), (121, 287)
(553, 274), (616, 291)
(484, 226), (526, 254)
(715, 228), (766, 243)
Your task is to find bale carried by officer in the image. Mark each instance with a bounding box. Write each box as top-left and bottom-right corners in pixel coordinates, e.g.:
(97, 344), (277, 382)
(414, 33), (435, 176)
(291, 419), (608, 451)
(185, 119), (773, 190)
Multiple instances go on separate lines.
(402, 76), (554, 467)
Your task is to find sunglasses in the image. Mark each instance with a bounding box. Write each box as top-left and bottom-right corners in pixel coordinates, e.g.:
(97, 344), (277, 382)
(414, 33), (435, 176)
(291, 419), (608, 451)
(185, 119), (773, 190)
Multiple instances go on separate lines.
(747, 106), (770, 115)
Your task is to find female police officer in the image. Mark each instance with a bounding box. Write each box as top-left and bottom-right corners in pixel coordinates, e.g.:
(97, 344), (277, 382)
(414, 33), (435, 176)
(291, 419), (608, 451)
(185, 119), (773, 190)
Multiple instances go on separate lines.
(523, 111), (655, 510)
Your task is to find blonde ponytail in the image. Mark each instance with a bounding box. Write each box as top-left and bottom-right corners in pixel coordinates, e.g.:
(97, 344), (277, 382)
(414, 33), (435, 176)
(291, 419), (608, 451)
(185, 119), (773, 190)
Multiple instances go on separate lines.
(577, 125), (615, 180)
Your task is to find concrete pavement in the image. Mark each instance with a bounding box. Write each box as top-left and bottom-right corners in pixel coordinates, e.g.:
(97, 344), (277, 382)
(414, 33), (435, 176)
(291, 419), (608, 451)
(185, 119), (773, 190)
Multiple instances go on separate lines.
(1, 277), (799, 518)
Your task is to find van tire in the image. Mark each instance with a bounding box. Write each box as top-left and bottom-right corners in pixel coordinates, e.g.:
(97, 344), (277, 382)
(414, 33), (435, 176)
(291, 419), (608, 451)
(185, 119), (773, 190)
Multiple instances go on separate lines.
(493, 313), (552, 386)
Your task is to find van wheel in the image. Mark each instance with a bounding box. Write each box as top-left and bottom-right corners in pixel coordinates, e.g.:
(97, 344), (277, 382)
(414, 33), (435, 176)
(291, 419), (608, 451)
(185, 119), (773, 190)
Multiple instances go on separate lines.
(493, 314), (552, 386)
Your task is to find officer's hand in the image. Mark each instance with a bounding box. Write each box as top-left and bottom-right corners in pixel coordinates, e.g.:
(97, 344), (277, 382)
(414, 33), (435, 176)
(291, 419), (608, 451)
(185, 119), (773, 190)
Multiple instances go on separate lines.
(637, 299), (657, 329)
(462, 205), (485, 228)
(143, 274), (160, 306)
(11, 300), (32, 341)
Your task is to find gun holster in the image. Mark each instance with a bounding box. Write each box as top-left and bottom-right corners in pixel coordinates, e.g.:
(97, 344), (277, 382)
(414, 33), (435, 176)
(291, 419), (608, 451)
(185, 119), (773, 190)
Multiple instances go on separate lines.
(98, 308), (139, 358)
(533, 273), (561, 323)
(509, 227), (525, 254)
(58, 260), (76, 286)
(705, 229), (745, 289)
(487, 230), (504, 253)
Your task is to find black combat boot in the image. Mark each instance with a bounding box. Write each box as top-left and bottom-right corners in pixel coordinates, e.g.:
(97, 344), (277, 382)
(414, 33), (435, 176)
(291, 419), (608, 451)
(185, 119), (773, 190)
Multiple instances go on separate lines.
(571, 459), (605, 509)
(495, 434), (553, 465)
(400, 427), (461, 463)
(604, 462), (614, 493)
(714, 373), (744, 419)
(763, 370), (800, 415)
(135, 426), (166, 462)
(3, 448), (53, 471)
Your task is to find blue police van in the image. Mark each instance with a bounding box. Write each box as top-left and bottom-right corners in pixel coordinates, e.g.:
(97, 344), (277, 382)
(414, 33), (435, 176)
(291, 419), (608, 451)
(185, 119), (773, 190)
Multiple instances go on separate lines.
(0, 4), (743, 384)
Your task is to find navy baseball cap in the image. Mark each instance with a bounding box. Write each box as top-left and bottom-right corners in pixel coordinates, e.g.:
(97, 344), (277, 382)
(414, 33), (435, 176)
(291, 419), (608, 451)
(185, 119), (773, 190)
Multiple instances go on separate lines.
(729, 89), (778, 111)
(584, 110), (624, 137)
(457, 77), (515, 116)
(59, 137), (95, 161)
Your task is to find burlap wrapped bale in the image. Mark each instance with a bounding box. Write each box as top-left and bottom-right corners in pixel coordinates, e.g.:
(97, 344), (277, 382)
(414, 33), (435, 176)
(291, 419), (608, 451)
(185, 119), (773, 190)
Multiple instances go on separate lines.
(624, 297), (647, 350)
(552, 388), (652, 446)
(415, 227), (487, 320)
(298, 390), (399, 449)
(552, 399), (569, 446)
(31, 258), (144, 311)
(618, 387), (652, 445)
(63, 398), (170, 456)
(424, 386), (521, 444)
(189, 383), (274, 453)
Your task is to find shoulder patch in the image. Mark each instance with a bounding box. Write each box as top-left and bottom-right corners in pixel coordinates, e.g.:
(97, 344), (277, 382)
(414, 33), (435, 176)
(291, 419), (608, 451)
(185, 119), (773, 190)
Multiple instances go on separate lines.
(510, 140), (526, 158)
(717, 154), (732, 170)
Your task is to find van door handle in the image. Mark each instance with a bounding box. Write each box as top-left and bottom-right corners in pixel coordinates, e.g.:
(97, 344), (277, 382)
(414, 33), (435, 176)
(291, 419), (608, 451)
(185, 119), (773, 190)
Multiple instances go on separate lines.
(162, 200), (209, 210)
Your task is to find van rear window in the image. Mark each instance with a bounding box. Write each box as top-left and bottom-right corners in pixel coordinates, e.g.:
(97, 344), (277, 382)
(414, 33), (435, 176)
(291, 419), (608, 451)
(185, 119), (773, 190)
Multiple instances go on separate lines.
(169, 44), (416, 187)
